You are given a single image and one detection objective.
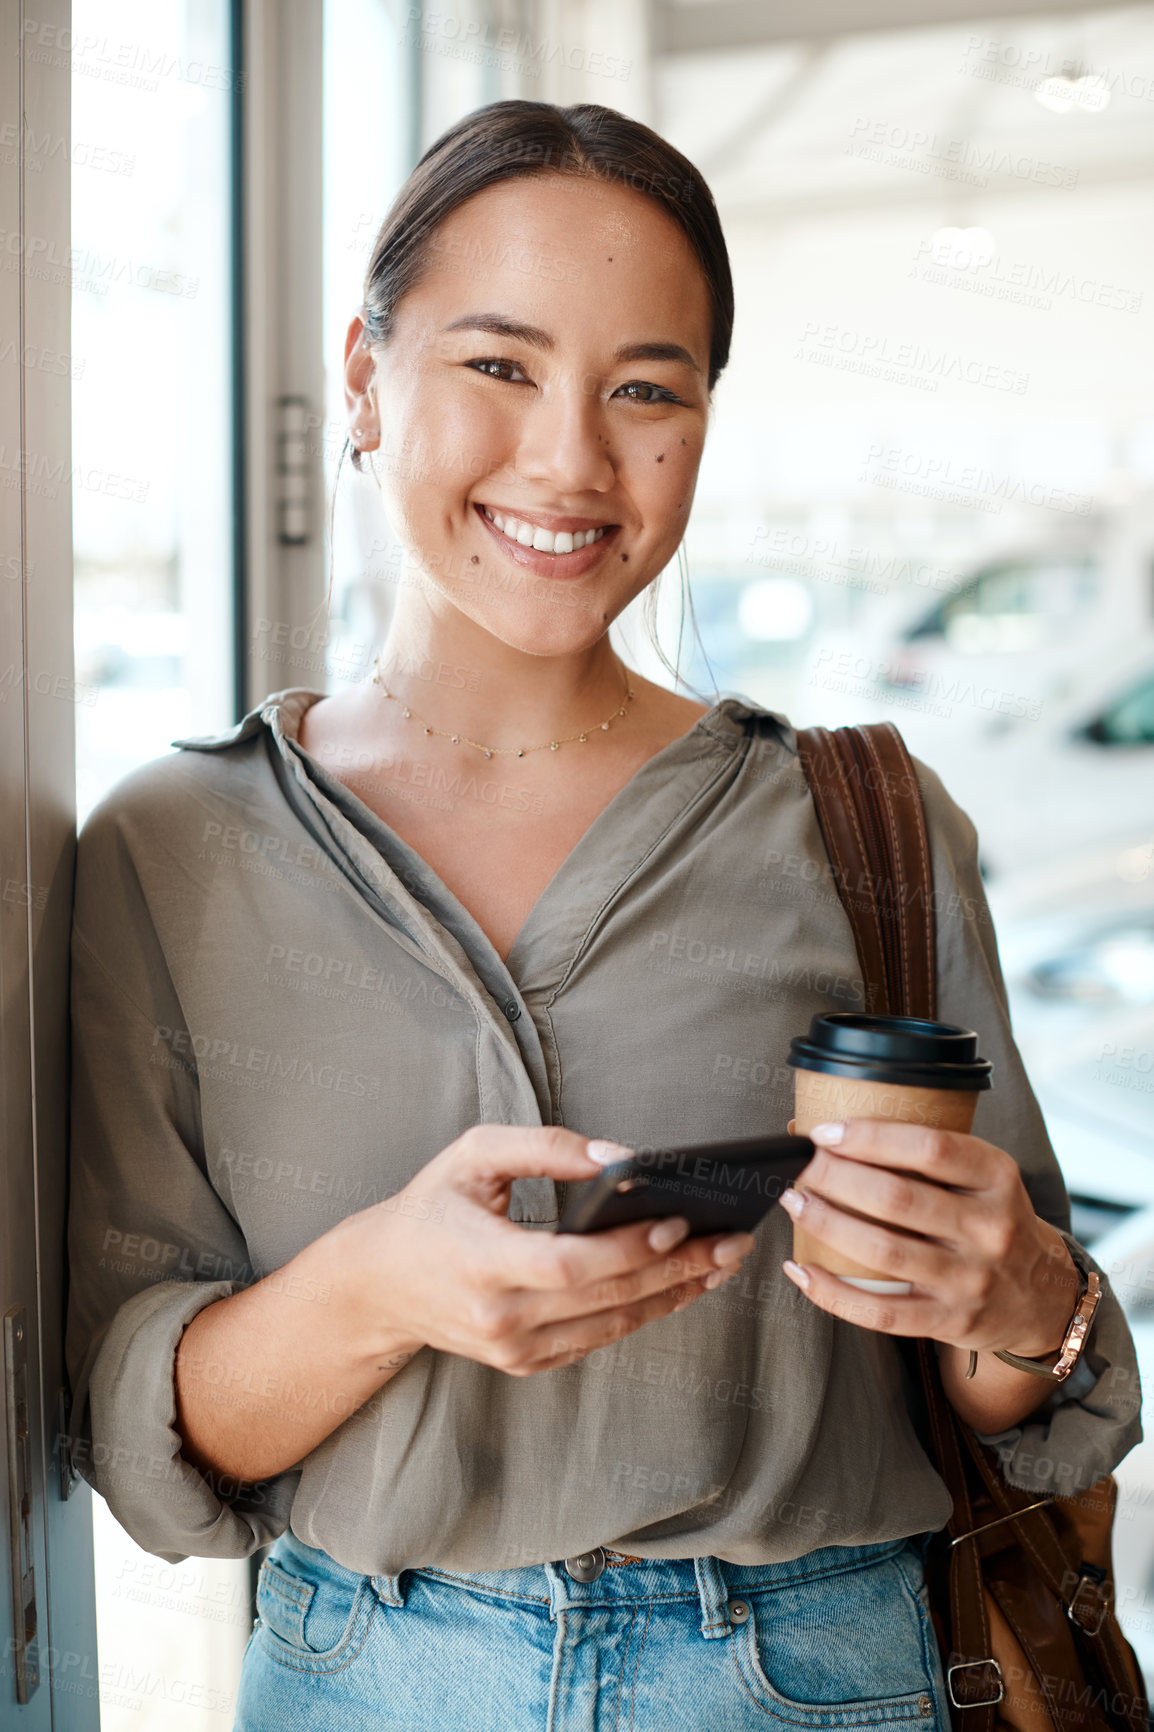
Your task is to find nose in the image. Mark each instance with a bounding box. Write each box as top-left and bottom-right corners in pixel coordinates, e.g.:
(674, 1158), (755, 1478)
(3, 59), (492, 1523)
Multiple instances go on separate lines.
(513, 366), (616, 499)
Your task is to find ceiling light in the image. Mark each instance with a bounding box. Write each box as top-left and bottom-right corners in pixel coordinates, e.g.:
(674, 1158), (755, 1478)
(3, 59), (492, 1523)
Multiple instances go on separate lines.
(1117, 843), (1154, 884)
(1035, 73), (1111, 114)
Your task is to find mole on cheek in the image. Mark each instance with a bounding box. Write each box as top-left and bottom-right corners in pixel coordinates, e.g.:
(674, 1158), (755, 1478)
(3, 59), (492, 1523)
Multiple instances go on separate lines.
(656, 454), (664, 463)
(620, 552), (628, 562)
(681, 438), (686, 445)
(470, 555), (479, 564)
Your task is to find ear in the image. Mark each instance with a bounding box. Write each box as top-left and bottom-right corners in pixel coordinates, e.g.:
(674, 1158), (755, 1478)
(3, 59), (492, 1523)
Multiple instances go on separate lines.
(344, 310), (379, 451)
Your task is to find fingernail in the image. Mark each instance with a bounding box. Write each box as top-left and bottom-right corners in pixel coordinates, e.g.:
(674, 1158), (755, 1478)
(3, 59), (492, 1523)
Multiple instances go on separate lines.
(704, 1269), (735, 1290)
(713, 1232), (755, 1267)
(649, 1216), (689, 1252)
(779, 1187), (805, 1218)
(783, 1259), (811, 1290)
(587, 1138), (634, 1166)
(810, 1122), (845, 1145)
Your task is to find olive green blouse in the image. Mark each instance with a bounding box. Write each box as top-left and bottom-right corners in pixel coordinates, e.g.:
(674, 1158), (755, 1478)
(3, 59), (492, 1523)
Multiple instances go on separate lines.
(63, 689), (1142, 1570)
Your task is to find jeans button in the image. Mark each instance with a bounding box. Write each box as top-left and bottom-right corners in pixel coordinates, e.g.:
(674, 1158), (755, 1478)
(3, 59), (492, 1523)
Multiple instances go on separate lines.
(564, 1548), (606, 1582)
(728, 1599), (750, 1623)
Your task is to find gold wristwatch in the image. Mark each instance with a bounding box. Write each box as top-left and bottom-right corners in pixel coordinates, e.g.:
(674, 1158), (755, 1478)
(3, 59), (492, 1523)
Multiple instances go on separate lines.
(991, 1266), (1102, 1383)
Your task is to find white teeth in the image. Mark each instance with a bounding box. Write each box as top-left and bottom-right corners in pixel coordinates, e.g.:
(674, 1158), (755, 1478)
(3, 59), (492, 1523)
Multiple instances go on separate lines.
(481, 505), (607, 554)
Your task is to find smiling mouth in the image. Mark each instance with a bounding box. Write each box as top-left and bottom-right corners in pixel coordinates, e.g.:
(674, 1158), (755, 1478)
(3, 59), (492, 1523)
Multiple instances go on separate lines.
(477, 504), (616, 555)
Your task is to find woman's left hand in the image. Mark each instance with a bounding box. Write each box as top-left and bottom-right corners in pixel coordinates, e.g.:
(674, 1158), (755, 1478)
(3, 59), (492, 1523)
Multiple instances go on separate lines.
(777, 1119), (1080, 1359)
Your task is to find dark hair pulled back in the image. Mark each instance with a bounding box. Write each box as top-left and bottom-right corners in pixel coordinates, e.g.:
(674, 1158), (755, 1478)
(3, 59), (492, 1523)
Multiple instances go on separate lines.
(350, 99), (733, 471)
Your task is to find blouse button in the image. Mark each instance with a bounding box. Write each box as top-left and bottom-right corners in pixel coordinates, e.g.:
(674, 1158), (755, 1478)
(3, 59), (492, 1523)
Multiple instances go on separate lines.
(503, 1001), (521, 1022)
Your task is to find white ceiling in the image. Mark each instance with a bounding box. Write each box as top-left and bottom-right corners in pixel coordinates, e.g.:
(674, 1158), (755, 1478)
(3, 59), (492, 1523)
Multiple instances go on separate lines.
(655, 5), (1154, 215)
(654, 0), (1144, 54)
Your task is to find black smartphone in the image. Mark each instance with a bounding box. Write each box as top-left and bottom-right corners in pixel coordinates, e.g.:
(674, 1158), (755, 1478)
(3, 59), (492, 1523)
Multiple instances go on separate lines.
(556, 1133), (814, 1237)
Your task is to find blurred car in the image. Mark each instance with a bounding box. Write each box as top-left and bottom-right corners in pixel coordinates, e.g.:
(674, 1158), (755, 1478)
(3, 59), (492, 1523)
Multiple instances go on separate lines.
(808, 515), (1149, 722)
(988, 843), (1154, 1686)
(988, 831), (1154, 1058)
(988, 834), (1154, 1222)
(857, 543), (1102, 727)
(922, 647), (1154, 878)
(1028, 1004), (1154, 1229)
(801, 511), (1154, 874)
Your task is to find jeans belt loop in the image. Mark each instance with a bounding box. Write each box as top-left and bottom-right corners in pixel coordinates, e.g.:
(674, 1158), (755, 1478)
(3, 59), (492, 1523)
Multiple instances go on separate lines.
(694, 1556), (733, 1639)
(370, 1571), (405, 1607)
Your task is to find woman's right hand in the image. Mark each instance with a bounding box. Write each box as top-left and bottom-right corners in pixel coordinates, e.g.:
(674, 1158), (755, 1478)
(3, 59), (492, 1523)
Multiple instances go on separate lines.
(322, 1126), (756, 1379)
(173, 1126), (758, 1485)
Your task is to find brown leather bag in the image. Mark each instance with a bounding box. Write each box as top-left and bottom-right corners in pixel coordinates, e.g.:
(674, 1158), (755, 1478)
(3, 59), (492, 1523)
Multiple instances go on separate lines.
(795, 719), (1147, 1732)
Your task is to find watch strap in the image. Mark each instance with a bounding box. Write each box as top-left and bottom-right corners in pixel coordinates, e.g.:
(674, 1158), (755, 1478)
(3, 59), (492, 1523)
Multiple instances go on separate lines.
(991, 1268), (1101, 1382)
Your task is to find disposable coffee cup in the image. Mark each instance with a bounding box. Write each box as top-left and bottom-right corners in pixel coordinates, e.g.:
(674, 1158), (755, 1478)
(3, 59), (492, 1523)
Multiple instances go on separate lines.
(786, 1013), (993, 1295)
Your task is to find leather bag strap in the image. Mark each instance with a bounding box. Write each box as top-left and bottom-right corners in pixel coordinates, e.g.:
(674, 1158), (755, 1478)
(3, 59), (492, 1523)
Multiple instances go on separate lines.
(796, 720), (997, 1727)
(795, 719), (1146, 1732)
(795, 722), (936, 1019)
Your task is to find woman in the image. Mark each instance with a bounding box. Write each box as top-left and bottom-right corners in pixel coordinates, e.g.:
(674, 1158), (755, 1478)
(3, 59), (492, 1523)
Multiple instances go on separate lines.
(65, 101), (1141, 1730)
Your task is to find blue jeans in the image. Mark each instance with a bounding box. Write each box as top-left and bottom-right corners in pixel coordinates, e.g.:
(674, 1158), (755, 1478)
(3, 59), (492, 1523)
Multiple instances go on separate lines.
(233, 1527), (951, 1731)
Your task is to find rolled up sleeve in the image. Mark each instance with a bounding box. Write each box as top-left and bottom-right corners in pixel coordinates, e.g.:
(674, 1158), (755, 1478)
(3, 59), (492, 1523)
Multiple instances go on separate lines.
(971, 1225), (1143, 1497)
(918, 757), (1143, 1496)
(64, 794), (297, 1562)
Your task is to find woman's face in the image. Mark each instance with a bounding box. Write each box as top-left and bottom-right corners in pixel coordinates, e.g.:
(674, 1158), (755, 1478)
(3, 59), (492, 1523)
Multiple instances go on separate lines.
(347, 172), (714, 658)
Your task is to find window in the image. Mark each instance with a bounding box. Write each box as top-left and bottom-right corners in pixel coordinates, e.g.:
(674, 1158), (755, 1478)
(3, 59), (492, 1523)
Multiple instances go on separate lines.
(1088, 672), (1154, 746)
(71, 4), (249, 1725)
(72, 0), (236, 823)
(321, 0), (415, 695)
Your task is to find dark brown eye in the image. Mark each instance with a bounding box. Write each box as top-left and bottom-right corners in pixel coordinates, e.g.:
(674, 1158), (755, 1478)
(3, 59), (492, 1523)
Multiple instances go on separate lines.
(615, 381), (681, 405)
(468, 358), (525, 383)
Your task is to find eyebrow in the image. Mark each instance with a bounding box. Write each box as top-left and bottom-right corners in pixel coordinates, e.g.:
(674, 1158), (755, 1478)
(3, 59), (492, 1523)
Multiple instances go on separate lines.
(441, 314), (701, 374)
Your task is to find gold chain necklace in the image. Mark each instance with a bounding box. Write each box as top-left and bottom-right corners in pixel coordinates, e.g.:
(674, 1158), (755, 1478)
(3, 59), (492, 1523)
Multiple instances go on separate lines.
(371, 657), (636, 759)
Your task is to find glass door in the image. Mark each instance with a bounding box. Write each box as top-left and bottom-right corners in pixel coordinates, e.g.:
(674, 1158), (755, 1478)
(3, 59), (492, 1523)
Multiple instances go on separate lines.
(69, 3), (249, 1726)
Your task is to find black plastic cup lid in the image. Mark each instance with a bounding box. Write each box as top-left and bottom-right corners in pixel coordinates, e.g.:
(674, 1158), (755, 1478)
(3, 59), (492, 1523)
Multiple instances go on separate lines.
(787, 1013), (993, 1091)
